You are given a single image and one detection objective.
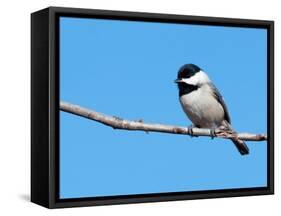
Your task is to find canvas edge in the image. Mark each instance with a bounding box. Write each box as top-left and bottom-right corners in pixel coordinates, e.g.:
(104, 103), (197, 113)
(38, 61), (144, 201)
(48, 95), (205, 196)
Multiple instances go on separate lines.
(31, 8), (51, 208)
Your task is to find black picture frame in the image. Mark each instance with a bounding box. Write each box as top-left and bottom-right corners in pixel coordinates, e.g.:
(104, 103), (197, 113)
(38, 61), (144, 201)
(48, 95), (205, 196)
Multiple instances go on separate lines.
(31, 6), (274, 209)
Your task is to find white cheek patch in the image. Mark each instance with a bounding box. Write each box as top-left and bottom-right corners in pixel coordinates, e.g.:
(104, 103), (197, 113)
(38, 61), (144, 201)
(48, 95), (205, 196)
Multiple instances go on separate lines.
(182, 71), (210, 86)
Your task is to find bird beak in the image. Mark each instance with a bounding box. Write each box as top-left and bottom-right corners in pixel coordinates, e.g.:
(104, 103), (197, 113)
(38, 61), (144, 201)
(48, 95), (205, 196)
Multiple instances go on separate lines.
(174, 79), (183, 83)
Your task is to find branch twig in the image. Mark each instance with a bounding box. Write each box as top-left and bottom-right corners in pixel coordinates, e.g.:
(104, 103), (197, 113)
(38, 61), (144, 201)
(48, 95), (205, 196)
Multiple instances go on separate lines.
(60, 101), (267, 142)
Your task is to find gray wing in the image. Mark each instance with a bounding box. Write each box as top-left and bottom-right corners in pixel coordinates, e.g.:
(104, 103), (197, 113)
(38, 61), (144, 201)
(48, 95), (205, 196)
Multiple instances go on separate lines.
(210, 83), (231, 124)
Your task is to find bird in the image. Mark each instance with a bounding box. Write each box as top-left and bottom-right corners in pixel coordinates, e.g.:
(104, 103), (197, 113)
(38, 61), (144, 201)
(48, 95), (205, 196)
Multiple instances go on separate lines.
(174, 63), (249, 155)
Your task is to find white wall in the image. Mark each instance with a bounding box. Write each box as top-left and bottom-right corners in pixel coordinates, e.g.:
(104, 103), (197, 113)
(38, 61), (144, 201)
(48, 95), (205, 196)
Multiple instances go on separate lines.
(0, 0), (279, 214)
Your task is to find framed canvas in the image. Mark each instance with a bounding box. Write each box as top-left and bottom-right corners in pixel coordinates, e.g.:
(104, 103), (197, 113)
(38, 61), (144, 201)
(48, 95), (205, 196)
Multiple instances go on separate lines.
(31, 6), (274, 208)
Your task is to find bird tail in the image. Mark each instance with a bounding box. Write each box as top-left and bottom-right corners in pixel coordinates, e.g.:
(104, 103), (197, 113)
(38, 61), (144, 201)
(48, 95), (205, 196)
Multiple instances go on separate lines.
(222, 121), (249, 155)
(230, 138), (249, 155)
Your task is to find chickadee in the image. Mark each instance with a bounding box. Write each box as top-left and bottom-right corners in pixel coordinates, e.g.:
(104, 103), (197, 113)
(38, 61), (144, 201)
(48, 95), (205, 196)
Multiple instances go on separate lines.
(175, 64), (249, 155)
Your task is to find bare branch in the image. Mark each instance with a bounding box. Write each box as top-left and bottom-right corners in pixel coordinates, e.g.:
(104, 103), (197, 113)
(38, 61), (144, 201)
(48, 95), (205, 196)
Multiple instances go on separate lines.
(60, 101), (267, 142)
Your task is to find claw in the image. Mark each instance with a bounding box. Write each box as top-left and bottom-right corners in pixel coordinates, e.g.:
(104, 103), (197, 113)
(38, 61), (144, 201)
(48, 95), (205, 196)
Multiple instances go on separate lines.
(210, 128), (216, 139)
(188, 126), (193, 137)
(188, 125), (198, 137)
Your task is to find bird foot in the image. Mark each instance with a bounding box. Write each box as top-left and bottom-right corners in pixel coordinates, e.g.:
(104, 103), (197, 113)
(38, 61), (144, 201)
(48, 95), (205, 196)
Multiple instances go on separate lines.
(210, 128), (216, 139)
(188, 125), (198, 137)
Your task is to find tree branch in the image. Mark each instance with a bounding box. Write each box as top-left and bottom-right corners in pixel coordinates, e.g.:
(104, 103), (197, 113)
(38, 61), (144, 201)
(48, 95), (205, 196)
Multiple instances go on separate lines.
(60, 101), (267, 142)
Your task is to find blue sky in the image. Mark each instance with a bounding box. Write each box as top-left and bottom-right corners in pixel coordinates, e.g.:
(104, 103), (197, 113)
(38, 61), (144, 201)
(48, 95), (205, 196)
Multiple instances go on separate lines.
(59, 17), (268, 199)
